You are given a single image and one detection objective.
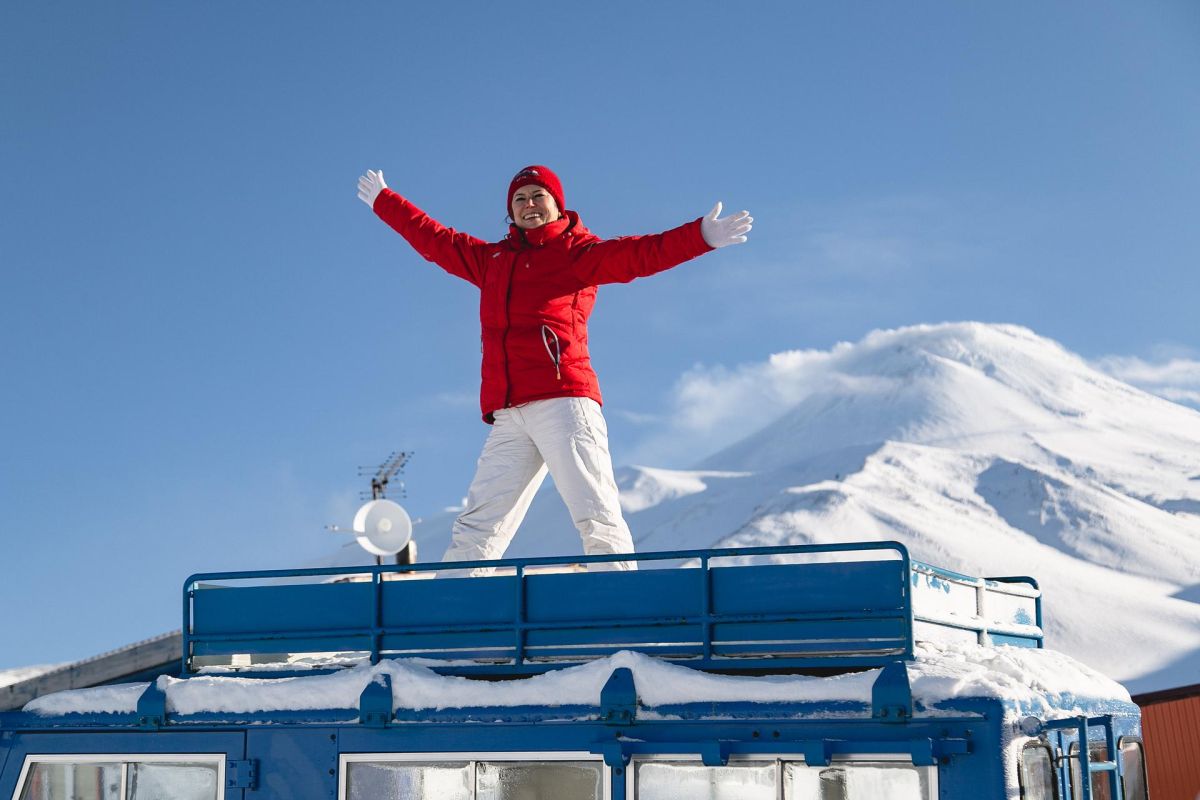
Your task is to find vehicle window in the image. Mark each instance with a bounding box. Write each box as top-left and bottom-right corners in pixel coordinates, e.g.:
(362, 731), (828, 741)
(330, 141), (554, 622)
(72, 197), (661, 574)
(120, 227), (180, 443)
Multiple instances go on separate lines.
(127, 762), (219, 800)
(476, 761), (602, 800)
(784, 762), (928, 799)
(1068, 742), (1111, 800)
(1118, 739), (1147, 800)
(19, 762), (122, 800)
(18, 759), (219, 800)
(635, 762), (775, 799)
(633, 760), (931, 799)
(345, 761), (470, 800)
(1018, 743), (1057, 800)
(344, 759), (602, 800)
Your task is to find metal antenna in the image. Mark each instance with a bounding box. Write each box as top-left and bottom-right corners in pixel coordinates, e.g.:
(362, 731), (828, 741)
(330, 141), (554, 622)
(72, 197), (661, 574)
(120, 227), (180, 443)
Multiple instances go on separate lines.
(357, 451), (411, 501)
(331, 450), (418, 567)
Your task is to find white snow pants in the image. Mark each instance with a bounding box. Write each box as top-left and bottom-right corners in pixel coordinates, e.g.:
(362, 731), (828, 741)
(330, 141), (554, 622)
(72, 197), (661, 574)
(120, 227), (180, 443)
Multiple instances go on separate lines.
(441, 397), (637, 575)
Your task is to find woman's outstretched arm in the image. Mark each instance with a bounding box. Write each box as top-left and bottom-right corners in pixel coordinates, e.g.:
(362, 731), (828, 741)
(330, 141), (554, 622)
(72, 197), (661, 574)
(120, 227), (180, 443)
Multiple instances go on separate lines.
(358, 169), (489, 288)
(570, 202), (752, 286)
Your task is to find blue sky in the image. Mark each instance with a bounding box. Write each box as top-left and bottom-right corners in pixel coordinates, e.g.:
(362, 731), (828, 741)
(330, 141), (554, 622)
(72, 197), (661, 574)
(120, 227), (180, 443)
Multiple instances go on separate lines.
(3, 1), (1199, 669)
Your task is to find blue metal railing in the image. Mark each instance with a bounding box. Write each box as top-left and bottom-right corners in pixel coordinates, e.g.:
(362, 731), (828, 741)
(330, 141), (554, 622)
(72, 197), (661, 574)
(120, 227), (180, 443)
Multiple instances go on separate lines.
(1039, 715), (1123, 800)
(910, 562), (1044, 648)
(180, 541), (1043, 677)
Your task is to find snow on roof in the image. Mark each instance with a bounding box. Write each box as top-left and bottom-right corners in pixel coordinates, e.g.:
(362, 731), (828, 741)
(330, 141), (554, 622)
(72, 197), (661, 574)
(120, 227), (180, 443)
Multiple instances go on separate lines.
(22, 641), (1130, 719)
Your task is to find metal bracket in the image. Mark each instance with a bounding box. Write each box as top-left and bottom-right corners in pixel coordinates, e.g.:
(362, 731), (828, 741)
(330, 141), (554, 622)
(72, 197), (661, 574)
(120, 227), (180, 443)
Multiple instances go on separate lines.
(910, 739), (936, 766)
(600, 668), (637, 726)
(135, 680), (167, 730)
(358, 673), (393, 727)
(803, 740), (833, 767)
(871, 660), (913, 722)
(595, 741), (631, 768)
(700, 741), (732, 767)
(227, 759), (259, 790)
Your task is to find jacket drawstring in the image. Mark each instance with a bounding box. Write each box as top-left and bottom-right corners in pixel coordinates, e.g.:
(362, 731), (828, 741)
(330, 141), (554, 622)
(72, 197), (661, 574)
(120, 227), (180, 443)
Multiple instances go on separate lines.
(541, 325), (562, 381)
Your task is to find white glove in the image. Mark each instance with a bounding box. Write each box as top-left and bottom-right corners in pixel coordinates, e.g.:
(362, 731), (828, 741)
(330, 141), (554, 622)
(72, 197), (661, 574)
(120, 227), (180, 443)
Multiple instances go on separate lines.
(701, 201), (753, 248)
(357, 169), (387, 208)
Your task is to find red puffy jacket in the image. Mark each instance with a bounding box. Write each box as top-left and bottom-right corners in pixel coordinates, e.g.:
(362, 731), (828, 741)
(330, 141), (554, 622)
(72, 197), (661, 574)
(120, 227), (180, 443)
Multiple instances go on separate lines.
(373, 189), (713, 422)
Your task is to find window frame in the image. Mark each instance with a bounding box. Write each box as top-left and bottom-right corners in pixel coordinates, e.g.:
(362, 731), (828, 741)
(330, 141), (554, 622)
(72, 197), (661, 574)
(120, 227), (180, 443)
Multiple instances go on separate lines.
(1116, 736), (1147, 800)
(337, 751), (609, 800)
(1017, 741), (1059, 800)
(625, 753), (939, 799)
(11, 753), (225, 800)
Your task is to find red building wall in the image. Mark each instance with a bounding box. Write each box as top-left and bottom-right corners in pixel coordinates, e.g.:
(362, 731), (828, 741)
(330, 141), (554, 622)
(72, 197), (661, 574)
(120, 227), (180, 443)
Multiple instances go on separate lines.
(1137, 687), (1200, 800)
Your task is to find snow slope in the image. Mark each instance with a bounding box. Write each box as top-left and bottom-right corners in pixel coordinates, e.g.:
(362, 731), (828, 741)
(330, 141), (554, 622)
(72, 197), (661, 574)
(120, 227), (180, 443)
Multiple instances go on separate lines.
(327, 323), (1200, 694)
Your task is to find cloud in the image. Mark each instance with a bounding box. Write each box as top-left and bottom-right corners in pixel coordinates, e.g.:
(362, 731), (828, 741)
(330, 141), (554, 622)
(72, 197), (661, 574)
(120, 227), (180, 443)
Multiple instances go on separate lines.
(627, 341), (896, 467)
(1092, 352), (1200, 410)
(609, 409), (662, 426)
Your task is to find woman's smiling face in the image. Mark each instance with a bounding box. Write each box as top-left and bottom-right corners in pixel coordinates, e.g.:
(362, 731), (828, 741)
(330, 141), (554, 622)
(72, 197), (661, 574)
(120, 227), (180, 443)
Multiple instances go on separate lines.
(510, 184), (561, 229)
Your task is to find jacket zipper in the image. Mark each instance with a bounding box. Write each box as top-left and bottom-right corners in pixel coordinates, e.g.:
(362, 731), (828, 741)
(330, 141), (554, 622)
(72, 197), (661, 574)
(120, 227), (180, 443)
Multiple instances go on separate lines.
(541, 324), (562, 381)
(501, 251), (517, 407)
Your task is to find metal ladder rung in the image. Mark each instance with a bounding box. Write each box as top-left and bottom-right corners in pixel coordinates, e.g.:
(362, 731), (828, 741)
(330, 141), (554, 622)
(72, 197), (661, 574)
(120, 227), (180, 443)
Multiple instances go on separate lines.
(1087, 760), (1117, 773)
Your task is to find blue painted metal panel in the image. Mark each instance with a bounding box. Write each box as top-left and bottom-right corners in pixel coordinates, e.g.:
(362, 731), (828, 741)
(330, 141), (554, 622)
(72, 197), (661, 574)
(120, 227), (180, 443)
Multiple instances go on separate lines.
(523, 569), (704, 623)
(183, 542), (919, 675)
(192, 581), (374, 635)
(246, 729), (337, 800)
(0, 693), (1146, 800)
(381, 575), (518, 626)
(711, 561), (907, 615)
(0, 737), (11, 792)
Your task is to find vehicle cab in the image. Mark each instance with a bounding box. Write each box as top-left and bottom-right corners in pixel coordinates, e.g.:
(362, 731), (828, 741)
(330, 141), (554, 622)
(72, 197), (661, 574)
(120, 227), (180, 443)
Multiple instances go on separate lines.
(0, 542), (1149, 799)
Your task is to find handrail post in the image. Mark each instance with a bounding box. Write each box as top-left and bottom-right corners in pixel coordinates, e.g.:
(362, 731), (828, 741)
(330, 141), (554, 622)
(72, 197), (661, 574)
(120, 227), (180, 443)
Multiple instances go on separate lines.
(181, 579), (192, 675)
(1077, 716), (1092, 800)
(899, 546), (914, 661)
(514, 563), (527, 667)
(1100, 714), (1121, 800)
(702, 554), (713, 661)
(1035, 590), (1044, 648)
(975, 579), (990, 647)
(371, 568), (383, 665)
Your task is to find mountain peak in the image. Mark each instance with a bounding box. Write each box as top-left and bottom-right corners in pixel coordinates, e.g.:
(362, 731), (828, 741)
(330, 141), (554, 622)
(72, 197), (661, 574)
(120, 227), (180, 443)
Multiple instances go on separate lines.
(701, 322), (1200, 478)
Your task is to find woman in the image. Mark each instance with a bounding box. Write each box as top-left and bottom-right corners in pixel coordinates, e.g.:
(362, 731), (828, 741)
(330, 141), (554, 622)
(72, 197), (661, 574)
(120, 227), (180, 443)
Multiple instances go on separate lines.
(357, 165), (751, 574)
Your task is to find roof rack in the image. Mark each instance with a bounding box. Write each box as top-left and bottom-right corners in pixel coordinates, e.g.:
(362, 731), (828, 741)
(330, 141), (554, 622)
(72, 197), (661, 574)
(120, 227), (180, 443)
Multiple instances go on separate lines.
(183, 541), (1041, 678)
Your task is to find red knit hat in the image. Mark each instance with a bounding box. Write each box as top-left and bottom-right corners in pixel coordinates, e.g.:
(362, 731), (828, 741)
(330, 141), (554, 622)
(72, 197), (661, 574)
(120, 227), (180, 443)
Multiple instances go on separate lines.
(507, 165), (565, 216)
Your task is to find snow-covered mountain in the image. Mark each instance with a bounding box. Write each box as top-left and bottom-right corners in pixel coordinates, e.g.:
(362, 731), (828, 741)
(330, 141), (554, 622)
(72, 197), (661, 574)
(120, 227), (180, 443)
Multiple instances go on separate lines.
(331, 323), (1200, 695)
